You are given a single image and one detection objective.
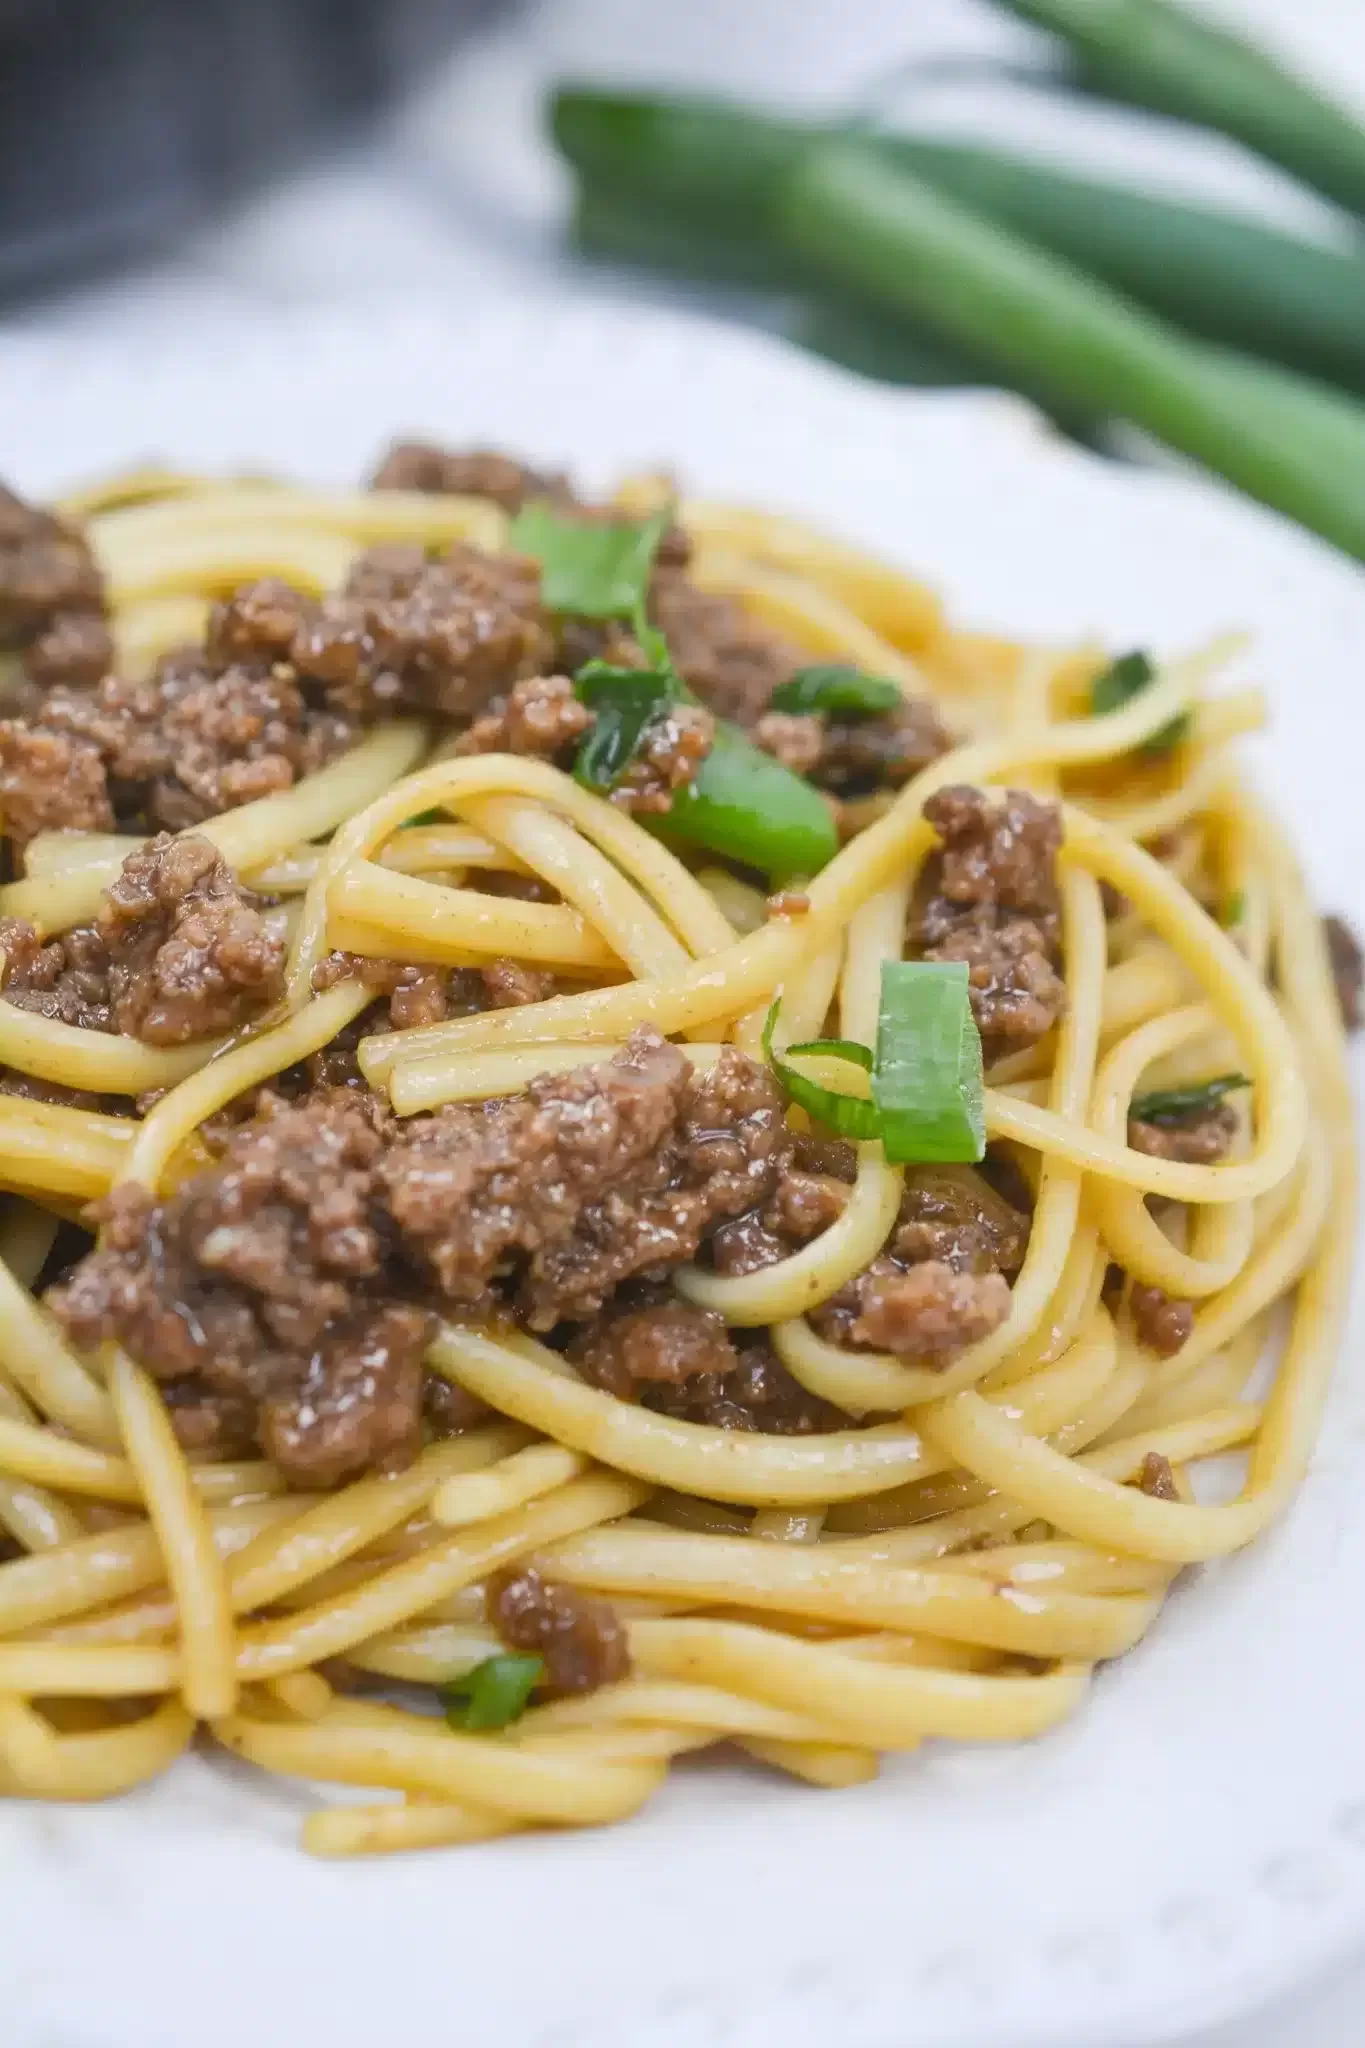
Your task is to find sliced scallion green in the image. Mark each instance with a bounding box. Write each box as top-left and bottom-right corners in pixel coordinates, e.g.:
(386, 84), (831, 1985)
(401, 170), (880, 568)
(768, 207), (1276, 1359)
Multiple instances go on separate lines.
(1129, 1073), (1250, 1125)
(508, 502), (668, 619)
(769, 664), (902, 718)
(573, 664), (674, 791)
(873, 960), (986, 1164)
(1091, 648), (1190, 754)
(438, 1653), (545, 1732)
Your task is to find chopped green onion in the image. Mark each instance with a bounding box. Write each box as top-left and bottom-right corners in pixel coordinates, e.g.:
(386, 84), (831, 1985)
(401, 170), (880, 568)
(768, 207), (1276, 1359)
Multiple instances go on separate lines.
(1223, 888), (1246, 928)
(1091, 649), (1191, 755)
(785, 1036), (873, 1070)
(769, 664), (902, 717)
(1129, 1073), (1251, 1125)
(761, 1000), (879, 1142)
(508, 502), (669, 619)
(438, 1653), (544, 1732)
(873, 960), (986, 1164)
(762, 961), (987, 1163)
(573, 663), (675, 791)
(403, 808), (447, 828)
(662, 722), (839, 882)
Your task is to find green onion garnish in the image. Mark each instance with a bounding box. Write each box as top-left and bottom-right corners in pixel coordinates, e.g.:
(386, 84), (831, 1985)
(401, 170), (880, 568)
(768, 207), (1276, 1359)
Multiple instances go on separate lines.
(573, 663), (675, 791)
(438, 1653), (544, 1732)
(1129, 1073), (1251, 1126)
(1223, 888), (1246, 928)
(763, 959), (986, 1163)
(507, 502), (669, 619)
(1091, 649), (1190, 756)
(761, 1001), (880, 1143)
(769, 664), (902, 718)
(872, 960), (986, 1162)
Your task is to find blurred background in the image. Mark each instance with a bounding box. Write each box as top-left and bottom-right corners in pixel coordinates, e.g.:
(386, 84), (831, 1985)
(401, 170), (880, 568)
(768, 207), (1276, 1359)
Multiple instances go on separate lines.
(1, 0), (1363, 2041)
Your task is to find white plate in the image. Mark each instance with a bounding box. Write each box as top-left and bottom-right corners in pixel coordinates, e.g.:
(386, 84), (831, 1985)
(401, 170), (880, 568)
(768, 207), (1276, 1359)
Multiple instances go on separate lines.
(0, 298), (1362, 2048)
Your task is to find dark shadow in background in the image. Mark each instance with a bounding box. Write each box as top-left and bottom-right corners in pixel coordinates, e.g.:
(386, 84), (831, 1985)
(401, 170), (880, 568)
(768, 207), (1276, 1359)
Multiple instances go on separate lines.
(0, 0), (512, 303)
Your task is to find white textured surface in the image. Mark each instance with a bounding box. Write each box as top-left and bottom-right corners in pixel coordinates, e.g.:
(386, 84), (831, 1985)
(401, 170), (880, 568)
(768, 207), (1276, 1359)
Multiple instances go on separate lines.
(0, 298), (1362, 2048)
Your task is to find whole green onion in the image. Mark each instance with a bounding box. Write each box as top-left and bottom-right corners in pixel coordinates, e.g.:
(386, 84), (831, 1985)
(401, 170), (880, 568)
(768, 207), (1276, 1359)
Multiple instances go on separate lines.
(989, 0), (1365, 222)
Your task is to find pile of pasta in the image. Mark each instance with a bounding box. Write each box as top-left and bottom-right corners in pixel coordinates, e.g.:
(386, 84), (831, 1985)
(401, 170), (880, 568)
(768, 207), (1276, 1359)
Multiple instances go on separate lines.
(0, 463), (1351, 1858)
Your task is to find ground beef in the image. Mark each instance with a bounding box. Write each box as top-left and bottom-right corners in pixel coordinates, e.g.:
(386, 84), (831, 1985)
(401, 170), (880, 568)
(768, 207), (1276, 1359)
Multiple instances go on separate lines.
(712, 1151), (1025, 1366)
(647, 1340), (850, 1434)
(312, 950), (552, 1030)
(48, 1089), (419, 1487)
(369, 442), (571, 513)
(423, 1372), (491, 1437)
(454, 673), (592, 761)
(93, 833), (284, 1044)
(811, 1259), (1011, 1358)
(226, 547), (555, 723)
(0, 917), (113, 1031)
(0, 483), (110, 687)
(2, 635), (354, 842)
(0, 722), (114, 843)
(1128, 1103), (1238, 1164)
(648, 571), (802, 727)
(909, 785), (1066, 1056)
(1138, 1450), (1179, 1501)
(26, 609), (114, 691)
(610, 702), (714, 814)
(568, 1294), (738, 1400)
(752, 711), (824, 776)
(814, 700), (953, 797)
(0, 1067), (106, 1110)
(1130, 1281), (1194, 1357)
(1325, 913), (1363, 1032)
(487, 1565), (630, 1696)
(380, 1032), (788, 1328)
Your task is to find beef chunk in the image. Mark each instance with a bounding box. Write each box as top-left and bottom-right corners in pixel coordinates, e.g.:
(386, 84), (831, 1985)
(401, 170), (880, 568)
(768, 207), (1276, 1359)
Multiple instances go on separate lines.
(910, 785), (1066, 1056)
(257, 545), (555, 721)
(752, 711), (824, 777)
(712, 1154), (1025, 1368)
(423, 1372), (491, 1438)
(454, 673), (592, 762)
(381, 1032), (788, 1328)
(0, 916), (113, 1030)
(487, 1565), (630, 1696)
(1128, 1103), (1238, 1164)
(256, 1301), (430, 1488)
(312, 950), (552, 1030)
(48, 1090), (414, 1488)
(3, 837), (284, 1048)
(369, 442), (570, 513)
(648, 1340), (849, 1435)
(812, 700), (952, 797)
(93, 833), (284, 1044)
(1325, 913), (1362, 1032)
(3, 639), (353, 842)
(1130, 1281), (1194, 1357)
(569, 1295), (737, 1399)
(0, 722), (114, 843)
(811, 1259), (1011, 1358)
(26, 609), (114, 691)
(1138, 1451), (1179, 1501)
(648, 571), (801, 727)
(0, 483), (108, 686)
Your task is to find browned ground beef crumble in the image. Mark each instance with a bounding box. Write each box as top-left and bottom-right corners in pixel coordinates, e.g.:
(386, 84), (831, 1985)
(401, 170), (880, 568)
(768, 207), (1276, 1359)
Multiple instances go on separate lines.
(909, 785), (1067, 1059)
(1130, 1282), (1194, 1357)
(1128, 1104), (1238, 1164)
(1138, 1451), (1179, 1500)
(311, 949), (554, 1031)
(487, 1566), (631, 1695)
(49, 1028), (1031, 1483)
(1325, 913), (1363, 1031)
(0, 834), (283, 1045)
(369, 442), (572, 513)
(0, 482), (112, 689)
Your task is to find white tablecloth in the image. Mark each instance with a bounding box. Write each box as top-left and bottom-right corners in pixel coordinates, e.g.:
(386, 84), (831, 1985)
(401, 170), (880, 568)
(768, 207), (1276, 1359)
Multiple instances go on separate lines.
(7, 3), (1363, 2037)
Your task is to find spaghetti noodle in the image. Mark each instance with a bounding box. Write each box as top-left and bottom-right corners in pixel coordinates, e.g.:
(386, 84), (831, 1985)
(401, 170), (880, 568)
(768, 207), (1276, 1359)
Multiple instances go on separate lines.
(0, 441), (1353, 1856)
